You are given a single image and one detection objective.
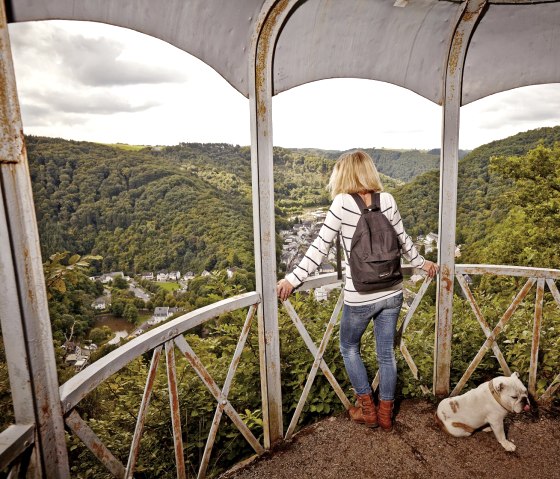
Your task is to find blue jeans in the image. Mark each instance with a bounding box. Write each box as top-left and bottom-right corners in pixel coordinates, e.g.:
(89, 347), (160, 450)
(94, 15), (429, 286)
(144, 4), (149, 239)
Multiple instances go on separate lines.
(339, 293), (403, 401)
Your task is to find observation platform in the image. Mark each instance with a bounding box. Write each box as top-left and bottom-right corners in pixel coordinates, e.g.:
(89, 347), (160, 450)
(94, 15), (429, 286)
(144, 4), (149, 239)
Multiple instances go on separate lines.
(225, 400), (560, 479)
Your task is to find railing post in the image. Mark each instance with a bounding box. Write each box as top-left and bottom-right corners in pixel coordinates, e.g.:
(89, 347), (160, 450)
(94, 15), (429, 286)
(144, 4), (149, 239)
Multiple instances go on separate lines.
(435, 0), (487, 396)
(249, 0), (299, 447)
(0, 2), (70, 476)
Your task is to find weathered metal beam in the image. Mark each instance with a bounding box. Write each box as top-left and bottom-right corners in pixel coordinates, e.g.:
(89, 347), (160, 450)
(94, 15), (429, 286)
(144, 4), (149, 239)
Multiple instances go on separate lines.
(528, 278), (545, 397)
(374, 275), (433, 395)
(59, 292), (260, 413)
(538, 372), (560, 404)
(174, 335), (265, 455)
(249, 0), (300, 447)
(396, 275), (433, 342)
(457, 264), (560, 279)
(297, 266), (420, 293)
(546, 278), (560, 308)
(125, 346), (162, 479)
(0, 1), (69, 475)
(456, 274), (511, 375)
(434, 0), (487, 396)
(0, 171), (35, 425)
(282, 298), (351, 410)
(0, 424), (34, 472)
(284, 291), (344, 441)
(165, 341), (186, 479)
(197, 305), (256, 479)
(65, 410), (125, 478)
(450, 277), (535, 396)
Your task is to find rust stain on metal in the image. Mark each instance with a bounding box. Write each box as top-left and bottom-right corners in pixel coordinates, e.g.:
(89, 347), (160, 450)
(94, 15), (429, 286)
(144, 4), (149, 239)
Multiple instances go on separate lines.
(441, 265), (453, 293)
(463, 1), (486, 23)
(529, 280), (544, 395)
(255, 0), (290, 120)
(448, 30), (463, 76)
(21, 247), (37, 304)
(166, 343), (186, 479)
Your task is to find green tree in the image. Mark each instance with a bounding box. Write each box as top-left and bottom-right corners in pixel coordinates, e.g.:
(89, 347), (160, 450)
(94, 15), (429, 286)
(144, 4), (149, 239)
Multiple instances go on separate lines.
(123, 303), (139, 323)
(112, 276), (129, 289)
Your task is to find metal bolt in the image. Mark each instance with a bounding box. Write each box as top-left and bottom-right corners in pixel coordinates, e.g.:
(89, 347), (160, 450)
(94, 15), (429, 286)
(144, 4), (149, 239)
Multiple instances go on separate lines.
(221, 400), (227, 406)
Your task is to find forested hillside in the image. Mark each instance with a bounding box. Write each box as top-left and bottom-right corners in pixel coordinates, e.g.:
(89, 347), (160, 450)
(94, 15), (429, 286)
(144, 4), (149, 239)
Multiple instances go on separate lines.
(394, 126), (560, 268)
(27, 126), (560, 276)
(27, 137), (255, 274)
(26, 137), (406, 274)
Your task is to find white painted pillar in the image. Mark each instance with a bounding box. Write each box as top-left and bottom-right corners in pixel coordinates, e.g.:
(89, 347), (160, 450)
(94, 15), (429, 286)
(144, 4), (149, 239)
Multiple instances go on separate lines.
(435, 0), (487, 396)
(0, 1), (70, 475)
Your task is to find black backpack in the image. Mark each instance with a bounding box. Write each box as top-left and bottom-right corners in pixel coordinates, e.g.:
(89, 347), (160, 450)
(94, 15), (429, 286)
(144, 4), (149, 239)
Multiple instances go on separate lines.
(343, 192), (403, 292)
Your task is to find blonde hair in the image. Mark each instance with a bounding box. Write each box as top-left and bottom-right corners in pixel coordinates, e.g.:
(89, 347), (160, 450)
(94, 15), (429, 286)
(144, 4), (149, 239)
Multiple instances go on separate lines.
(327, 150), (384, 198)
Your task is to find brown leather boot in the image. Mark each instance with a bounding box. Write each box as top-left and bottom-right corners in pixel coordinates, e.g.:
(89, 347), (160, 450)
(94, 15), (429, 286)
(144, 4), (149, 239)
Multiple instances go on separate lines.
(348, 393), (378, 428)
(377, 399), (394, 431)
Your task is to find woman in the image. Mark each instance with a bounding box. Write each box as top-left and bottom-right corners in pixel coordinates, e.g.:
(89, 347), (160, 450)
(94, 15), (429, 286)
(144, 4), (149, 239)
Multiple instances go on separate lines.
(277, 150), (438, 431)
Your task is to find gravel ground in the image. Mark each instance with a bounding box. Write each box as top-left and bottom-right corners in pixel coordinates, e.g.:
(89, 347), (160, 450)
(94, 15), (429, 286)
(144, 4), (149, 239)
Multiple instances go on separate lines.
(222, 400), (559, 479)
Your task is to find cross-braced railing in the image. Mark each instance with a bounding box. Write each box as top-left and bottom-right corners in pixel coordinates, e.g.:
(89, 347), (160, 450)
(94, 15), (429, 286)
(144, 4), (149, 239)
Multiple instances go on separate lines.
(58, 292), (263, 479)
(2, 265), (559, 477)
(281, 267), (435, 440)
(452, 265), (560, 401)
(279, 264), (560, 439)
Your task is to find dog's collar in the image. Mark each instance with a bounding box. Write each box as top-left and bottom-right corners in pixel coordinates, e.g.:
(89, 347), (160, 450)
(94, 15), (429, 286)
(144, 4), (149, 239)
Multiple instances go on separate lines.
(488, 379), (512, 413)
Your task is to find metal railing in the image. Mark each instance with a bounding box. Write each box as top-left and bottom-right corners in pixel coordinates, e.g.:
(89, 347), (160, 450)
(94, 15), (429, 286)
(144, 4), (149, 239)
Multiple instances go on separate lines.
(280, 264), (560, 437)
(453, 265), (560, 400)
(59, 292), (261, 479)
(2, 265), (559, 477)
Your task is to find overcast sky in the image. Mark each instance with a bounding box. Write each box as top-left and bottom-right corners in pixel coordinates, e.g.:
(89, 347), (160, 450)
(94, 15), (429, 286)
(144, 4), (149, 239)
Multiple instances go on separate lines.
(9, 20), (560, 151)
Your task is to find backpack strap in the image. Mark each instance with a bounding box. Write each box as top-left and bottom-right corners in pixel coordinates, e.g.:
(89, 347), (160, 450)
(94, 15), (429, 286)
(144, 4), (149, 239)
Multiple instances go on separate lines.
(371, 192), (381, 211)
(350, 192), (367, 212)
(350, 191), (380, 212)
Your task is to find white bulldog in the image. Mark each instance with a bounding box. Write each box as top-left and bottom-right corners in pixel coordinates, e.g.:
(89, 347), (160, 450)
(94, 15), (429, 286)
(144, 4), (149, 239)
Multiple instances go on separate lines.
(436, 373), (531, 451)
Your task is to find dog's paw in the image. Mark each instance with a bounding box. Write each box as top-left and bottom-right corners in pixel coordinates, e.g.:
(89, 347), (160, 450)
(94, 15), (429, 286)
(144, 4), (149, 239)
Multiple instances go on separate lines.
(500, 440), (516, 452)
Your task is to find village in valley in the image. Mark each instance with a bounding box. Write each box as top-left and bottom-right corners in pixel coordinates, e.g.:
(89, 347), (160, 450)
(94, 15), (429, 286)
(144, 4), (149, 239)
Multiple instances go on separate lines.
(63, 267), (236, 372)
(63, 213), (455, 374)
(280, 208), (457, 303)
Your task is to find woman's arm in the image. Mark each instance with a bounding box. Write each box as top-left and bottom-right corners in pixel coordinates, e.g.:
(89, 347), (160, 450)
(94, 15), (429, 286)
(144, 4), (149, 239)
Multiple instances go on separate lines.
(278, 196), (343, 299)
(387, 194), (438, 277)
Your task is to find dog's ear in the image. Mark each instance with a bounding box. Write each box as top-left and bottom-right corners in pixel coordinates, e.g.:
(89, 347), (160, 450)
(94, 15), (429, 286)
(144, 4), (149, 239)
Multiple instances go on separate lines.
(512, 372), (519, 378)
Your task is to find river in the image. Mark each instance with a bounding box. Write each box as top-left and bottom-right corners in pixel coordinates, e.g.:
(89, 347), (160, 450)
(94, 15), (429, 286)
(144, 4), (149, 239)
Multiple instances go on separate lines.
(93, 314), (135, 345)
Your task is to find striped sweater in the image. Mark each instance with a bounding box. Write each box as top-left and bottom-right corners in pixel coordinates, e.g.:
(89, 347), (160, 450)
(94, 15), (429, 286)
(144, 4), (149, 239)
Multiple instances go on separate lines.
(285, 192), (425, 305)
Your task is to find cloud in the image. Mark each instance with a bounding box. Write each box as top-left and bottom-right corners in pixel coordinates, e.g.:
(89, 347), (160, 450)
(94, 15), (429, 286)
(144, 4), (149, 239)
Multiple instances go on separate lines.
(32, 91), (159, 115)
(469, 85), (560, 129)
(10, 22), (188, 87)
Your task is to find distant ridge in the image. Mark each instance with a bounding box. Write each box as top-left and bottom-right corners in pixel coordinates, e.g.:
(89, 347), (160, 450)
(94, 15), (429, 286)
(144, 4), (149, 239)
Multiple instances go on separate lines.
(393, 125), (560, 268)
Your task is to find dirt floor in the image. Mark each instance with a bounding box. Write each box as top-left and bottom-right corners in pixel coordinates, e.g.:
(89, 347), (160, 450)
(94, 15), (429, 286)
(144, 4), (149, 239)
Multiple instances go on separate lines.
(222, 400), (560, 479)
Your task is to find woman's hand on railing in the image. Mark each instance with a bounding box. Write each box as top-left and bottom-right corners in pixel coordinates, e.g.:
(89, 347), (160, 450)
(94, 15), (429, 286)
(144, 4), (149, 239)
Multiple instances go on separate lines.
(277, 278), (295, 301)
(421, 260), (439, 278)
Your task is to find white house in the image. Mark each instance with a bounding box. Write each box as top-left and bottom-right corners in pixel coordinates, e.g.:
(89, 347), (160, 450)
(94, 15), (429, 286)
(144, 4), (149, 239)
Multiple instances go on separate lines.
(157, 272), (169, 282)
(141, 272), (154, 281)
(92, 297), (108, 310)
(314, 286), (329, 302)
(168, 271), (181, 281)
(182, 271), (195, 281)
(154, 306), (170, 318)
(201, 270), (211, 277)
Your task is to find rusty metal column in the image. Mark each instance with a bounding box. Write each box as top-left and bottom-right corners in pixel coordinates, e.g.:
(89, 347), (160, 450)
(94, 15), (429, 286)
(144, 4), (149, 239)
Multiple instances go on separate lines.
(0, 2), (70, 476)
(249, 0), (299, 448)
(434, 0), (487, 396)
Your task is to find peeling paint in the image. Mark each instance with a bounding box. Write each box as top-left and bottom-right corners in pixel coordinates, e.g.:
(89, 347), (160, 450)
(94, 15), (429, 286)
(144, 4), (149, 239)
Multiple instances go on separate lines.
(448, 30), (463, 76)
(255, 0), (291, 121)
